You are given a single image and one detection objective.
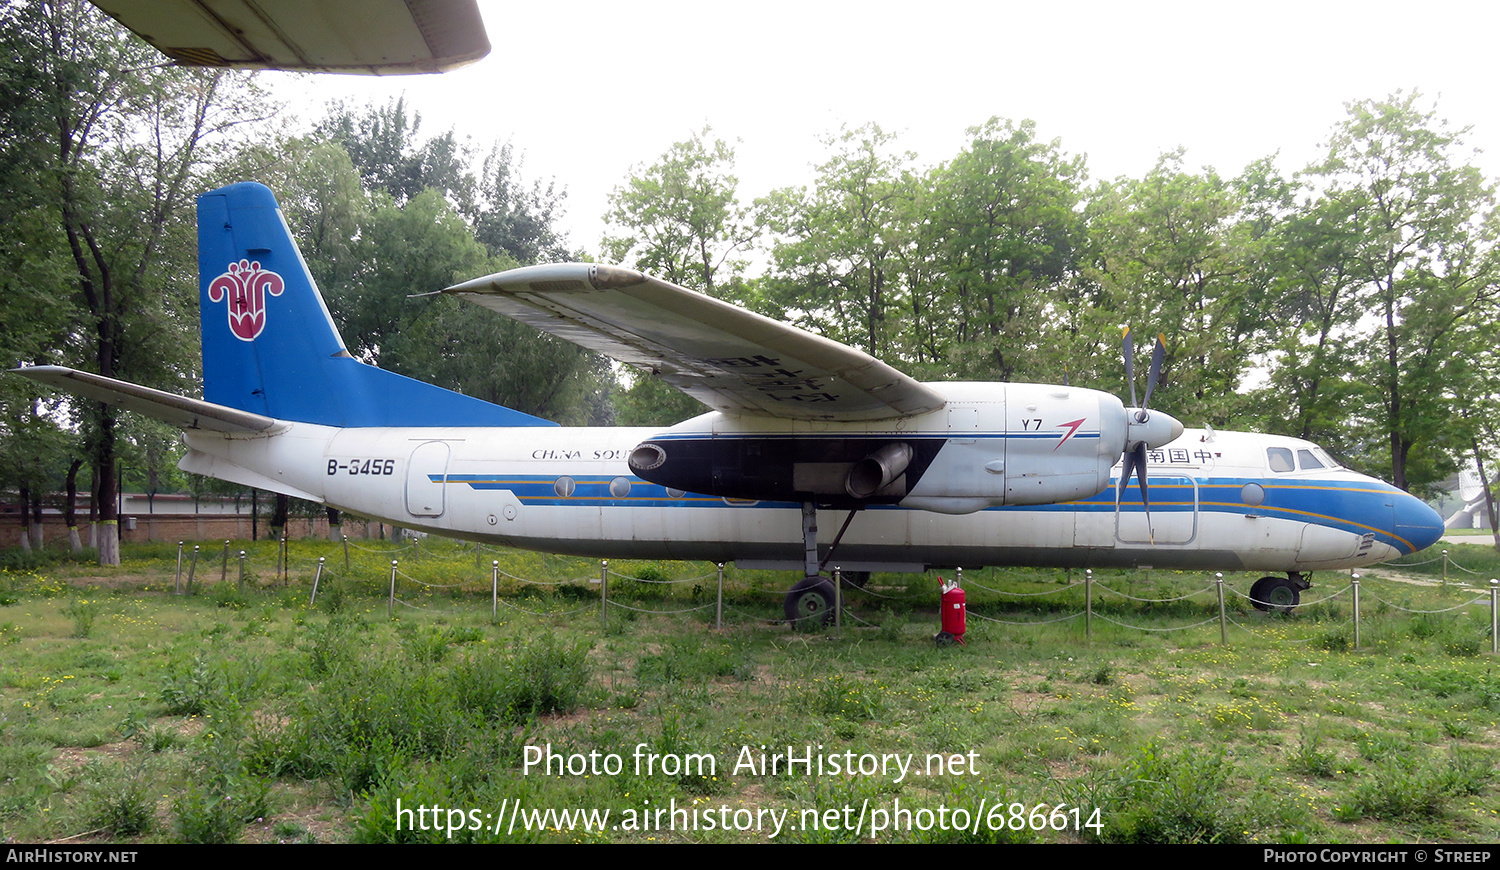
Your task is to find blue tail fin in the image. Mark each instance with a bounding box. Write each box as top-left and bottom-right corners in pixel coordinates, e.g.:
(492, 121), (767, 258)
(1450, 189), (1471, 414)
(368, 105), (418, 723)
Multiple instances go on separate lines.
(197, 182), (555, 428)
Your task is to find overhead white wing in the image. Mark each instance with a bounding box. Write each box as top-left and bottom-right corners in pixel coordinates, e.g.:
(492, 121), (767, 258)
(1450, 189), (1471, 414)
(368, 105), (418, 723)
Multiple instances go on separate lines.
(445, 264), (947, 422)
(88, 0), (488, 74)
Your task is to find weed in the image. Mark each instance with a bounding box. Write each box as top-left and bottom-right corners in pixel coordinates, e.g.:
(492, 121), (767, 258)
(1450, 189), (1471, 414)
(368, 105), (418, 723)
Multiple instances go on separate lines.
(1346, 755), (1450, 821)
(1088, 742), (1271, 843)
(81, 763), (158, 836)
(61, 597), (101, 638)
(272, 820), (313, 842)
(1288, 727), (1339, 778)
(208, 583), (250, 610)
(161, 656), (217, 716)
(808, 674), (884, 721)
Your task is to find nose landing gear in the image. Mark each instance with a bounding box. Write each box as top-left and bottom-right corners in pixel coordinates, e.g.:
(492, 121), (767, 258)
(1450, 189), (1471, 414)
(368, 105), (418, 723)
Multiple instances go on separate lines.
(1250, 572), (1310, 613)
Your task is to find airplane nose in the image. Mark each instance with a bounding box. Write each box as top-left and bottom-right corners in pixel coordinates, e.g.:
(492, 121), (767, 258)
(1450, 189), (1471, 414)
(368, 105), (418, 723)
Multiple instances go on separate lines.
(1393, 491), (1444, 554)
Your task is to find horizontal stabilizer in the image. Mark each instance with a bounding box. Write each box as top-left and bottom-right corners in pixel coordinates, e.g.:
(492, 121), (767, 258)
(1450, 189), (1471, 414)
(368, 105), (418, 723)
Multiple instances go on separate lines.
(13, 366), (282, 435)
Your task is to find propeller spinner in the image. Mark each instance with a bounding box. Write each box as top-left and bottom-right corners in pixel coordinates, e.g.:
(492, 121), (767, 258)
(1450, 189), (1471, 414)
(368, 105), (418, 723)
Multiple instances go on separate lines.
(1118, 328), (1184, 541)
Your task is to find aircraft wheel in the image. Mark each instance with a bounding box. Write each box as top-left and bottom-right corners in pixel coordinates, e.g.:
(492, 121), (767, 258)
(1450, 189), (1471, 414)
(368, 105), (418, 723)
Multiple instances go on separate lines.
(785, 575), (836, 627)
(1250, 576), (1300, 613)
(841, 570), (870, 589)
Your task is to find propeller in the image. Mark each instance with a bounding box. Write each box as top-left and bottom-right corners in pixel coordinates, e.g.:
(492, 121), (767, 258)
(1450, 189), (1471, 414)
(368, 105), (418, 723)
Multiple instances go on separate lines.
(1118, 328), (1179, 543)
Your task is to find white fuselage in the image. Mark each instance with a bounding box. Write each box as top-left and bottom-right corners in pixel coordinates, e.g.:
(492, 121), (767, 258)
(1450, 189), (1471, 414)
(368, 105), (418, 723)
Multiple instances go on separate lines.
(179, 414), (1436, 575)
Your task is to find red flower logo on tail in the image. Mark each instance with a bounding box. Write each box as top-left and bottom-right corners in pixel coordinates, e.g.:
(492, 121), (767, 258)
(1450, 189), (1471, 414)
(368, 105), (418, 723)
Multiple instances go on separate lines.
(208, 260), (285, 341)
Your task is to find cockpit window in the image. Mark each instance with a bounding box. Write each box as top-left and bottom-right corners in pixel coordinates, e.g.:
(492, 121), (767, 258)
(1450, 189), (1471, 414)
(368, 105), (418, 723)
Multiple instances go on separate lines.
(1296, 449), (1325, 470)
(1267, 447), (1295, 473)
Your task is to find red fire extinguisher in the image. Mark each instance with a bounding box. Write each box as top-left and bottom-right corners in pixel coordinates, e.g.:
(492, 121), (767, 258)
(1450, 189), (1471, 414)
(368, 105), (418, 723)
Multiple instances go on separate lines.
(937, 575), (966, 646)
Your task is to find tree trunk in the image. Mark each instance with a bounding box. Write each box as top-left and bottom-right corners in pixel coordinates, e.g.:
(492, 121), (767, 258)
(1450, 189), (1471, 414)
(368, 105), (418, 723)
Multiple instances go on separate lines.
(28, 490), (44, 550)
(18, 486), (31, 552)
(65, 459), (82, 553)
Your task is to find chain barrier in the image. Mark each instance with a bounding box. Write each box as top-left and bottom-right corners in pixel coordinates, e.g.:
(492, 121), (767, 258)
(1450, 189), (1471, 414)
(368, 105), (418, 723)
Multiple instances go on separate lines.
(968, 579), (1085, 597)
(968, 609), (1083, 626)
(1358, 588), (1487, 614)
(1093, 613), (1220, 632)
(1224, 615), (1332, 644)
(167, 539), (1500, 652)
(605, 600), (716, 615)
(496, 598), (597, 617)
(1092, 582), (1216, 603)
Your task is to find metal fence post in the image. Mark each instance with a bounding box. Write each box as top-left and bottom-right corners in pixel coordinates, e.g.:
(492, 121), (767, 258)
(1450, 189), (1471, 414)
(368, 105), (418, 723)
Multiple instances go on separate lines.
(310, 557), (324, 605)
(1351, 574), (1361, 650)
(1085, 569), (1093, 640)
(1216, 573), (1227, 646)
(238, 550), (246, 589)
(175, 542), (183, 594)
(220, 540), (230, 584)
(716, 562), (725, 630)
(834, 567), (842, 638)
(186, 545), (199, 595)
(492, 560), (500, 620)
(1491, 580), (1498, 655)
(600, 560), (609, 629)
(389, 560), (398, 618)
(343, 534), (350, 572)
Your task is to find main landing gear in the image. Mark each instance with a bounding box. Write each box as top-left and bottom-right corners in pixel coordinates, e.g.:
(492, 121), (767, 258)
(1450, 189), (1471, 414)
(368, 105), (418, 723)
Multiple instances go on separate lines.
(781, 502), (864, 627)
(1250, 572), (1311, 614)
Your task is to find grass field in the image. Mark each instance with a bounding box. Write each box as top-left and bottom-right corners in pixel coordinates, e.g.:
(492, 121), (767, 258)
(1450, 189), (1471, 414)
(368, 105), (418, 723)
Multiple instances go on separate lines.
(1, 537), (1498, 844)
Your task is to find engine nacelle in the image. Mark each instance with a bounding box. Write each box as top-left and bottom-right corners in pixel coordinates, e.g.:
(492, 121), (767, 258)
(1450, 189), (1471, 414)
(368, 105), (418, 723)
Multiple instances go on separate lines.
(626, 383), (1152, 513)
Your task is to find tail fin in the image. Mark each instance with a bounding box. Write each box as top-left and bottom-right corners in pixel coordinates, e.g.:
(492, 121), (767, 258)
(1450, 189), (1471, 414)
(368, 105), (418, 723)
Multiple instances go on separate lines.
(197, 182), (554, 428)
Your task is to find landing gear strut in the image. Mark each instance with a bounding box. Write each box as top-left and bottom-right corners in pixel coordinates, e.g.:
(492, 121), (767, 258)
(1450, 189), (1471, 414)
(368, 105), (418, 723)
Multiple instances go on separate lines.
(781, 502), (862, 627)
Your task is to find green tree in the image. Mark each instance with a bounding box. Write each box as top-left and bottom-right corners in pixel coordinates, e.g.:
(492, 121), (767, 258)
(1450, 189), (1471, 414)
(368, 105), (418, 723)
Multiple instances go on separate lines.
(1083, 152), (1259, 425)
(602, 126), (757, 297)
(925, 118), (1088, 382)
(316, 97), (476, 212)
(2, 0), (267, 564)
(759, 124), (918, 361)
(602, 127), (759, 424)
(1306, 93), (1500, 491)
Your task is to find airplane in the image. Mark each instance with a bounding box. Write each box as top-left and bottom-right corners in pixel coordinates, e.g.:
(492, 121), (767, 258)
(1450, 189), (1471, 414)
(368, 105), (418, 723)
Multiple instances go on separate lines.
(14, 182), (1447, 622)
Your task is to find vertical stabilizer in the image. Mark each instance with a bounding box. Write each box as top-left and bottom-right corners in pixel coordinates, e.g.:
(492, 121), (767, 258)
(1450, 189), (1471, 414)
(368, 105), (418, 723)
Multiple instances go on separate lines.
(198, 182), (554, 428)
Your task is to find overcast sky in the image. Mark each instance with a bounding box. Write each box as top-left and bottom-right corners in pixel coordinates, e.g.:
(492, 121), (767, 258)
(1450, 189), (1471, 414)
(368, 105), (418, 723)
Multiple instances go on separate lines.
(269, 0), (1500, 258)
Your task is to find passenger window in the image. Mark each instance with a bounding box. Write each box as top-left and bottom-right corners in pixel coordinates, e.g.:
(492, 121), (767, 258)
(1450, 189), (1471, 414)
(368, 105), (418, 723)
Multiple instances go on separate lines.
(1297, 449), (1325, 470)
(1267, 447), (1295, 473)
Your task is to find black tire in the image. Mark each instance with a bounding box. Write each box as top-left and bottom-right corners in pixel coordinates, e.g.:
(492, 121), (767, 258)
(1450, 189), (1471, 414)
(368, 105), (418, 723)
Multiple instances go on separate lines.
(841, 570), (870, 589)
(784, 575), (836, 627)
(1250, 576), (1300, 613)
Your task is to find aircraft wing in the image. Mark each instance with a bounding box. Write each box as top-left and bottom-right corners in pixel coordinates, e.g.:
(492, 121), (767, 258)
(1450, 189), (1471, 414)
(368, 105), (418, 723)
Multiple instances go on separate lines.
(88, 0), (489, 74)
(13, 367), (282, 435)
(445, 264), (947, 422)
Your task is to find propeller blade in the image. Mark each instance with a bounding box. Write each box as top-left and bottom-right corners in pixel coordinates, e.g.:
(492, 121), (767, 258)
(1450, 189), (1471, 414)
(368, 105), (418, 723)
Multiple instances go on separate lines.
(1116, 442), (1140, 503)
(1133, 441), (1153, 543)
(1122, 326), (1138, 408)
(1115, 442), (1155, 545)
(1142, 333), (1165, 409)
